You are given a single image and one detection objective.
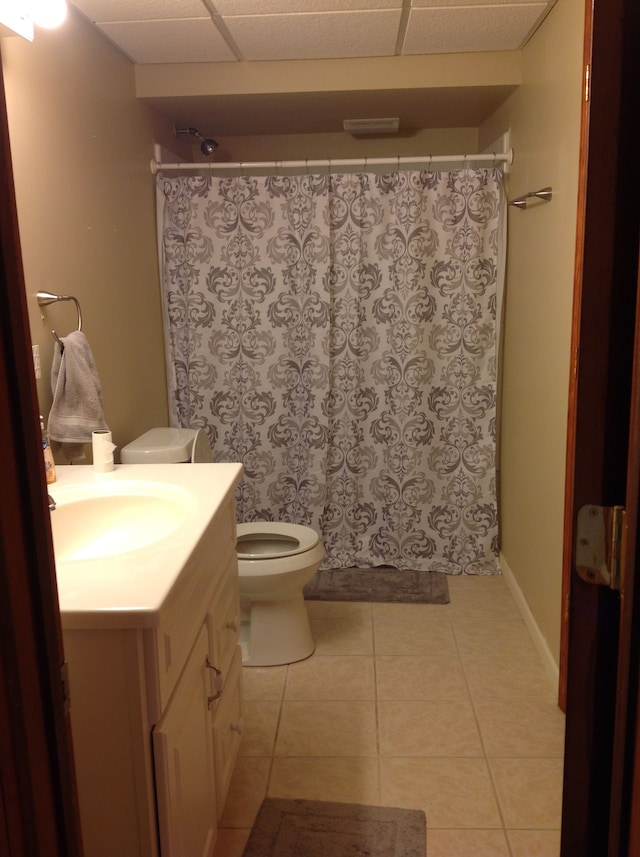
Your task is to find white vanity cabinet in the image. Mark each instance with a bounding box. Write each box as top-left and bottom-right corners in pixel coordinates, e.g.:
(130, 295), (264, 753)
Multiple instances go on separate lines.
(153, 550), (244, 856)
(57, 463), (243, 857)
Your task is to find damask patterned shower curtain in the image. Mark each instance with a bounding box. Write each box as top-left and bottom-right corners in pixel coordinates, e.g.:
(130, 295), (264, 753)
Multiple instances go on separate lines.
(158, 167), (505, 574)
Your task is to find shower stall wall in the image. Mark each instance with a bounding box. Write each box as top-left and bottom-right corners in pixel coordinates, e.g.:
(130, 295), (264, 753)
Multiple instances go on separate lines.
(157, 166), (505, 574)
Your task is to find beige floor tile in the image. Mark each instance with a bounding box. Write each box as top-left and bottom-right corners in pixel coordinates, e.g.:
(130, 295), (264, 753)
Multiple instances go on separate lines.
(378, 700), (484, 757)
(448, 584), (522, 622)
(219, 579), (566, 851)
(475, 700), (565, 756)
(284, 655), (375, 700)
(451, 601), (530, 625)
(452, 616), (538, 660)
(507, 829), (561, 857)
(380, 757), (502, 828)
(275, 700), (378, 756)
(427, 829), (511, 856)
(213, 828), (250, 857)
(241, 665), (287, 701)
(447, 575), (509, 591)
(373, 604), (457, 656)
(269, 756), (380, 804)
(376, 655), (469, 701)
(239, 700), (280, 757)
(490, 758), (564, 829)
(218, 757), (271, 828)
(305, 600), (373, 619)
(462, 652), (556, 701)
(309, 617), (374, 655)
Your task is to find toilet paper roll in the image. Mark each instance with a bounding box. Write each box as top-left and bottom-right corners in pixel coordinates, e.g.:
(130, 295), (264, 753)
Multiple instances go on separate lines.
(92, 430), (116, 473)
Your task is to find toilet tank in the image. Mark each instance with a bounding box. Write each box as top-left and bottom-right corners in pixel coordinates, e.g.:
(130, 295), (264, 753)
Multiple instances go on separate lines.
(121, 427), (213, 464)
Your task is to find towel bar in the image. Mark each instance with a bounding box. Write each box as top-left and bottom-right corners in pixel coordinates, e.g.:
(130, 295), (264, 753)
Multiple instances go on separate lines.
(508, 187), (553, 210)
(37, 291), (83, 346)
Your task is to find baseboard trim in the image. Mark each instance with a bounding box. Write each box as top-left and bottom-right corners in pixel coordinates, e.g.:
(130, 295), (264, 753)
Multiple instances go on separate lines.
(499, 553), (560, 694)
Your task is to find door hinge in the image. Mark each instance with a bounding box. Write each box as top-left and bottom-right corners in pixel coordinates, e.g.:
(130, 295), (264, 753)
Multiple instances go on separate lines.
(61, 661), (71, 712)
(576, 505), (625, 591)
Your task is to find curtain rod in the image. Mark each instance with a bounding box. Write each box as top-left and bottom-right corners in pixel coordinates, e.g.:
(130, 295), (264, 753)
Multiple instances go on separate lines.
(150, 146), (514, 175)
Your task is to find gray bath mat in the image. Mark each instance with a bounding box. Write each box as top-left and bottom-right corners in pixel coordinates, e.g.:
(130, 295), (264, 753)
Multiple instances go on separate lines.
(242, 798), (426, 857)
(304, 566), (449, 604)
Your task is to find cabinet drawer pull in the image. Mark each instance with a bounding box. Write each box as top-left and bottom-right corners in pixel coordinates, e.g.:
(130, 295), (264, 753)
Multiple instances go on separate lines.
(206, 659), (223, 709)
(230, 718), (243, 735)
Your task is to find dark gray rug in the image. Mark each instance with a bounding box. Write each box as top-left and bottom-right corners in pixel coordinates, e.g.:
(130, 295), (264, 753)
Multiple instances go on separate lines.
(304, 566), (449, 604)
(242, 798), (426, 857)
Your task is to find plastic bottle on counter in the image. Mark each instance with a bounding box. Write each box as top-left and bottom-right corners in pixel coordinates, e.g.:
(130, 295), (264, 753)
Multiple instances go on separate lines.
(40, 415), (56, 484)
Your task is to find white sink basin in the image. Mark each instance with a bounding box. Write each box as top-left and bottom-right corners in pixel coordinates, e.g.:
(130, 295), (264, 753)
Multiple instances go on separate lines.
(51, 484), (193, 561)
(51, 463), (244, 629)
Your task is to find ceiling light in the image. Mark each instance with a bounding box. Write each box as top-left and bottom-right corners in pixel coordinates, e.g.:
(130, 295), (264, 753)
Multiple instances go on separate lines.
(0, 0), (31, 38)
(30, 0), (67, 28)
(343, 118), (400, 136)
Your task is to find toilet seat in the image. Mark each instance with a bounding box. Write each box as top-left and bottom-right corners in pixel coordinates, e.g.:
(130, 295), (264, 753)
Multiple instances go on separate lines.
(236, 522), (320, 560)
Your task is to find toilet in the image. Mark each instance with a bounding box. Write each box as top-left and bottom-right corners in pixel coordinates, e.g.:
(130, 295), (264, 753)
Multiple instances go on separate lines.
(121, 427), (325, 667)
(236, 522), (324, 667)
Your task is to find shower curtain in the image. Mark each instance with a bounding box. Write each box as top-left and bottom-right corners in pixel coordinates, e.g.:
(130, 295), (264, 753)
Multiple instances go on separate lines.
(158, 167), (505, 574)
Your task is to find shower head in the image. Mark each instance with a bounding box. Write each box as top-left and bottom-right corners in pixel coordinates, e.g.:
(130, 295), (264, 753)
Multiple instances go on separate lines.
(199, 137), (219, 156)
(174, 126), (220, 157)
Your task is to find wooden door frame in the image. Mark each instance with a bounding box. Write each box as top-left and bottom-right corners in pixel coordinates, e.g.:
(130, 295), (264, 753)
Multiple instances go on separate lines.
(560, 0), (640, 853)
(0, 50), (83, 857)
(2, 1), (640, 854)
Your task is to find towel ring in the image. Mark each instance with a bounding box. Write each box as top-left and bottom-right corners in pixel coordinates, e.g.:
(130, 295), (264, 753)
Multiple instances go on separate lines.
(37, 291), (83, 346)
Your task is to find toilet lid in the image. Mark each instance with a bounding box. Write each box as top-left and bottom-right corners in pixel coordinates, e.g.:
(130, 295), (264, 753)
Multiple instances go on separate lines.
(236, 522), (320, 559)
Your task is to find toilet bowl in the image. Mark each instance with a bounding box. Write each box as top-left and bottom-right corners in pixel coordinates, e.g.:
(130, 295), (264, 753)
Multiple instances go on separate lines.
(236, 522), (325, 667)
(121, 428), (324, 667)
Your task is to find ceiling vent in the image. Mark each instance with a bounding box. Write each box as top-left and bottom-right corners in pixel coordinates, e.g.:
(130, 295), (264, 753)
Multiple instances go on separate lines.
(343, 117), (400, 136)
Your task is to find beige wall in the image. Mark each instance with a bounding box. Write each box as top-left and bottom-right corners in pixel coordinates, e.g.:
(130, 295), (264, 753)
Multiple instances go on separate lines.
(1, 8), (179, 458)
(194, 127), (480, 165)
(480, 0), (584, 663)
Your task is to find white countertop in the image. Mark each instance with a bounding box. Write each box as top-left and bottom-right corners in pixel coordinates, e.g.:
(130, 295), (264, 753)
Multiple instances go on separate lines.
(51, 463), (243, 630)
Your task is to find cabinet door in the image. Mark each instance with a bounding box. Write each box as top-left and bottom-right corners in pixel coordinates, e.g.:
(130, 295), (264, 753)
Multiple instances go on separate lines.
(212, 647), (244, 813)
(153, 626), (217, 857)
(208, 553), (241, 676)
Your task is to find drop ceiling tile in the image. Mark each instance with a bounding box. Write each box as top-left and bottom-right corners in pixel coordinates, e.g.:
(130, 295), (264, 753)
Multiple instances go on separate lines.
(70, 0), (208, 22)
(224, 10), (401, 61)
(403, 5), (549, 54)
(411, 0), (547, 5)
(97, 19), (236, 63)
(212, 0), (400, 11)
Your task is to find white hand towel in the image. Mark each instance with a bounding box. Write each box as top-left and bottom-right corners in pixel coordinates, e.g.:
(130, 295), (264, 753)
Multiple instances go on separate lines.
(48, 330), (109, 461)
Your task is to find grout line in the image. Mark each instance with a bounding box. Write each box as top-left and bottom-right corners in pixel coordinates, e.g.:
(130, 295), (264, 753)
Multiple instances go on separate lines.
(226, 582), (560, 855)
(371, 611), (384, 805)
(448, 590), (515, 856)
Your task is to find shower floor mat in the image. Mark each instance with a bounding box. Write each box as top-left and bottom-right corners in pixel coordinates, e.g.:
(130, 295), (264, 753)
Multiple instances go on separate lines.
(242, 798), (426, 857)
(303, 566), (449, 604)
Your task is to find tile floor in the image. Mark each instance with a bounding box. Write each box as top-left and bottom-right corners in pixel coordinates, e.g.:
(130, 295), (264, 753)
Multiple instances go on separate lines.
(214, 574), (565, 857)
